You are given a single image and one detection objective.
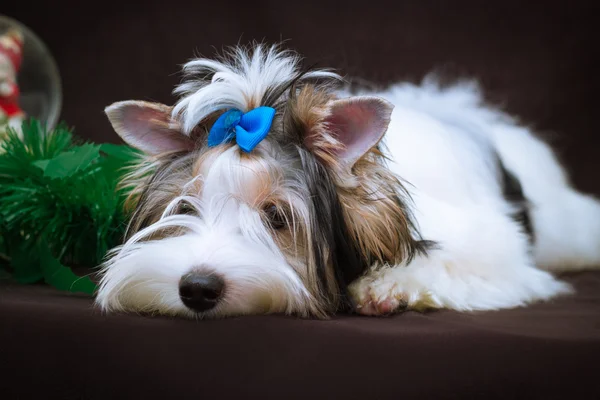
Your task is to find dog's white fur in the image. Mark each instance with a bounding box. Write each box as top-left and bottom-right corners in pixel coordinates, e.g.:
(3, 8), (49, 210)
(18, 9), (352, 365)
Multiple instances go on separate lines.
(348, 80), (600, 314)
(97, 46), (600, 317)
(172, 47), (340, 134)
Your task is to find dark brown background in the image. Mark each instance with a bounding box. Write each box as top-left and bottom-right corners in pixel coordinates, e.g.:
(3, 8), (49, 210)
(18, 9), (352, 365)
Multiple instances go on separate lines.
(4, 0), (600, 195)
(1, 1), (599, 399)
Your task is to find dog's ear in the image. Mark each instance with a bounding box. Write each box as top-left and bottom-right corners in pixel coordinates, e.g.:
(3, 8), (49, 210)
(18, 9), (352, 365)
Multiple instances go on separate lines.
(105, 100), (195, 155)
(306, 96), (393, 168)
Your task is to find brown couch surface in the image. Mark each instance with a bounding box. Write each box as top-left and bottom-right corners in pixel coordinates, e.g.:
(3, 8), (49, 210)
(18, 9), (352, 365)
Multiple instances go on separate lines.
(1, 1), (599, 398)
(1, 272), (600, 399)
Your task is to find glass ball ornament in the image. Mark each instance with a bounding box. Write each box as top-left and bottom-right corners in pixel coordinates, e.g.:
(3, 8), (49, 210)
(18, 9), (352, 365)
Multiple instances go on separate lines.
(0, 15), (62, 130)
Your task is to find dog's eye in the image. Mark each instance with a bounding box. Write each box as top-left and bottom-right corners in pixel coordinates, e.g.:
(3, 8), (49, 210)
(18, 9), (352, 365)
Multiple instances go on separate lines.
(176, 202), (195, 215)
(263, 204), (286, 230)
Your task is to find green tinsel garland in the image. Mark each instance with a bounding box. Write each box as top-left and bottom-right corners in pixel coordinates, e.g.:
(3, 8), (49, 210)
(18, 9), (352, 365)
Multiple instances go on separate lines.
(0, 119), (139, 294)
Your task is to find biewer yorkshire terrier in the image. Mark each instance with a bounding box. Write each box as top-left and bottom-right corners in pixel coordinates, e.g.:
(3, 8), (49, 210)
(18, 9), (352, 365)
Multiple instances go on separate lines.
(96, 44), (600, 318)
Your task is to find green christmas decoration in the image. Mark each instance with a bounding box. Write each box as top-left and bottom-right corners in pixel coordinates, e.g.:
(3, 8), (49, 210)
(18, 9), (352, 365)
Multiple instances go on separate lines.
(0, 119), (139, 294)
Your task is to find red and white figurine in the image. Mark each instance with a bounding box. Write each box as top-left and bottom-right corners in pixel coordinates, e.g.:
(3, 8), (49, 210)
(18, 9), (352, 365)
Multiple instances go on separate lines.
(0, 28), (25, 134)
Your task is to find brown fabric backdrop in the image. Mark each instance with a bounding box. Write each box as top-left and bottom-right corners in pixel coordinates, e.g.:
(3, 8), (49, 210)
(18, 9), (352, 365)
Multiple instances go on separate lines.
(4, 0), (600, 195)
(1, 1), (599, 399)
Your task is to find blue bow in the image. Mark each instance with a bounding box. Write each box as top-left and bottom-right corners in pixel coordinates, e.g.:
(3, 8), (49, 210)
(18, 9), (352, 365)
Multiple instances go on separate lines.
(208, 107), (276, 152)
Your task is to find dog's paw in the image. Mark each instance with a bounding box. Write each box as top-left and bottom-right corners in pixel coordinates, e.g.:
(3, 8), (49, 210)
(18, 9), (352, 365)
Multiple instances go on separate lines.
(349, 277), (409, 316)
(349, 266), (442, 316)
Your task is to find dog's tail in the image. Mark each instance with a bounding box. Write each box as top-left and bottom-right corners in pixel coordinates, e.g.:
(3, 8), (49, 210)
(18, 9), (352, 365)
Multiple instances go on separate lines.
(527, 186), (600, 272)
(488, 108), (600, 272)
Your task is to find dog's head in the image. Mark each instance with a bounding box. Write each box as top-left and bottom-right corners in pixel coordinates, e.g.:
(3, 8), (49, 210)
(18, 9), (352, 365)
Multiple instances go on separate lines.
(96, 44), (425, 318)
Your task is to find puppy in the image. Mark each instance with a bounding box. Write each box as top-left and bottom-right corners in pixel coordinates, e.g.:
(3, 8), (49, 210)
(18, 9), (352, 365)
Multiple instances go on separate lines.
(96, 44), (600, 318)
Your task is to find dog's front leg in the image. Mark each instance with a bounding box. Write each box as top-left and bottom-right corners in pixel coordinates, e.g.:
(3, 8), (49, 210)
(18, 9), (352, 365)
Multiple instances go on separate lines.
(349, 249), (570, 316)
(348, 202), (572, 316)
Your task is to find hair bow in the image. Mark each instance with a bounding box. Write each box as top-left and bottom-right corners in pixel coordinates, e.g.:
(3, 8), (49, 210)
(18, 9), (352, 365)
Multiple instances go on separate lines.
(208, 107), (276, 152)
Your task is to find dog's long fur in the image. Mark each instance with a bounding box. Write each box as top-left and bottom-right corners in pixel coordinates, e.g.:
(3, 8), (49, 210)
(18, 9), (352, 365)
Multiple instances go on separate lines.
(95, 44), (600, 318)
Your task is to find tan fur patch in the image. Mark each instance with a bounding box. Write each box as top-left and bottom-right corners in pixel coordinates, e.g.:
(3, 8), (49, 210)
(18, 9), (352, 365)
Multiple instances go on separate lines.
(338, 154), (414, 265)
(287, 85), (341, 165)
(286, 85), (416, 267)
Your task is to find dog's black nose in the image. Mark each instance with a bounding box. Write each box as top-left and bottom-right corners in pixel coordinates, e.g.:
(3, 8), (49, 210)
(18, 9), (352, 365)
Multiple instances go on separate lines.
(179, 273), (225, 312)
